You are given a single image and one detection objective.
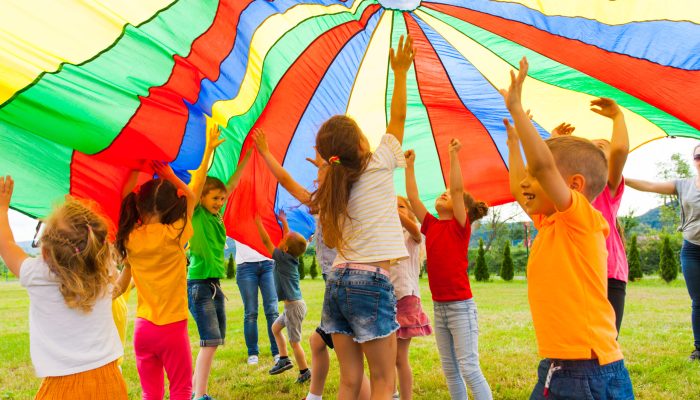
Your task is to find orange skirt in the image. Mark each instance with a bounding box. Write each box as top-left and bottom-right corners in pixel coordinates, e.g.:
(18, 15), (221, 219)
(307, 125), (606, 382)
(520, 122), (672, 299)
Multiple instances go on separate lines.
(35, 360), (127, 399)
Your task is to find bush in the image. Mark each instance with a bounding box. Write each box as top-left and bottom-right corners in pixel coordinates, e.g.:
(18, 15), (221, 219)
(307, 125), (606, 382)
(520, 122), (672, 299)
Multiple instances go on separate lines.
(659, 235), (678, 283)
(628, 235), (643, 281)
(309, 257), (318, 280)
(298, 256), (306, 280)
(474, 239), (490, 282)
(500, 242), (514, 281)
(226, 254), (236, 279)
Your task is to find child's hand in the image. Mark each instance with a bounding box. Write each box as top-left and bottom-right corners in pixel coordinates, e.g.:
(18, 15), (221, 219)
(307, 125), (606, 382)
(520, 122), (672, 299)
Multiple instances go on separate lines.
(404, 149), (416, 168)
(448, 138), (462, 153)
(390, 35), (415, 75)
(207, 124), (226, 150)
(277, 210), (287, 223)
(253, 128), (269, 154)
(150, 161), (176, 180)
(590, 97), (622, 119)
(305, 146), (325, 168)
(499, 57), (528, 111)
(551, 122), (575, 137)
(0, 176), (14, 211)
(503, 119), (517, 141)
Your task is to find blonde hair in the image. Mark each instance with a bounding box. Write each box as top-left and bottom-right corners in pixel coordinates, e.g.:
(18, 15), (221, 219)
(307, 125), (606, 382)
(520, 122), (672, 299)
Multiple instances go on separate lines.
(41, 198), (114, 312)
(545, 136), (608, 200)
(397, 196), (417, 222)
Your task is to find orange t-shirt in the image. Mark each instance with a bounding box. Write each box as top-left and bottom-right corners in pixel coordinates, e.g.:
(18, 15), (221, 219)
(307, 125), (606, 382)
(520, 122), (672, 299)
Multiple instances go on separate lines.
(126, 219), (193, 326)
(528, 191), (622, 365)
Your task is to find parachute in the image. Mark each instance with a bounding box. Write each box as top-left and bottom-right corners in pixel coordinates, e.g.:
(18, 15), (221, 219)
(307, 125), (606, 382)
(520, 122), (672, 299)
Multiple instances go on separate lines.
(1, 0), (699, 255)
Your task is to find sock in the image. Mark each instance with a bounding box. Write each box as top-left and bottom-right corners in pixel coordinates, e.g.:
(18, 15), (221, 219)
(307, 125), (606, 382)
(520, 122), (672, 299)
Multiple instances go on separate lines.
(299, 368), (309, 374)
(306, 394), (322, 400)
(280, 356), (289, 360)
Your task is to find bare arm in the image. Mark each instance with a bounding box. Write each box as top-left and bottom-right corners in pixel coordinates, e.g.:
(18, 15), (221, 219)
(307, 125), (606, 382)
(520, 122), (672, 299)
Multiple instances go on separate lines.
(226, 148), (252, 194)
(504, 119), (527, 211)
(277, 210), (290, 236)
(152, 161), (197, 218)
(0, 177), (27, 276)
(122, 169), (140, 199)
(253, 128), (311, 205)
(448, 139), (467, 227)
(113, 264), (132, 299)
(386, 35), (415, 144)
(404, 150), (428, 223)
(254, 216), (275, 255)
(191, 124), (226, 199)
(501, 58), (572, 212)
(591, 98), (629, 192)
(625, 178), (676, 195)
(399, 212), (421, 243)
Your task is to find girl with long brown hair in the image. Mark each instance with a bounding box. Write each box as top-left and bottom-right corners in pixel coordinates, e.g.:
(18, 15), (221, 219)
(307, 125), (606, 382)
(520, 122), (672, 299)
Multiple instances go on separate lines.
(0, 176), (126, 399)
(309, 35), (415, 399)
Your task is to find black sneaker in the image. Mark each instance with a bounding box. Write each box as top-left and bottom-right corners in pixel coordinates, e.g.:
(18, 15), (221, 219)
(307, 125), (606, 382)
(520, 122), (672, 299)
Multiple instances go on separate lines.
(269, 358), (293, 375)
(296, 369), (311, 383)
(690, 348), (700, 361)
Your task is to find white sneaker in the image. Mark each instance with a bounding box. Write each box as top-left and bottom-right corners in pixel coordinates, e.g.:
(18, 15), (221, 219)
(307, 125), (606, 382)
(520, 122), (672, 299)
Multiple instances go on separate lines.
(273, 354), (280, 364)
(247, 355), (259, 365)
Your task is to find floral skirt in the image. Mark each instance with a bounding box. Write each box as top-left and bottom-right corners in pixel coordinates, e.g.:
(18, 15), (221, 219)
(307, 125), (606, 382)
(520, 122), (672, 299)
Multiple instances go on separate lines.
(397, 295), (433, 339)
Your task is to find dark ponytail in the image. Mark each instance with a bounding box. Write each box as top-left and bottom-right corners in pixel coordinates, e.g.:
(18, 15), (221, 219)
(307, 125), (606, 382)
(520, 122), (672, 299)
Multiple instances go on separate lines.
(116, 192), (139, 260)
(463, 192), (489, 222)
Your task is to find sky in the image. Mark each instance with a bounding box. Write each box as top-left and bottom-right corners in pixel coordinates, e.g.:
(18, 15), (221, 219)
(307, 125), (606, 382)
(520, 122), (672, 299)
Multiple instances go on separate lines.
(7, 136), (698, 242)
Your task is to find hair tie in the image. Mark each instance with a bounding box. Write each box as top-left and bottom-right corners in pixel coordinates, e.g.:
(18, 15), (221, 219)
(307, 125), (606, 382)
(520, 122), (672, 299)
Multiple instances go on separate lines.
(177, 188), (186, 198)
(328, 156), (341, 165)
(75, 247), (81, 254)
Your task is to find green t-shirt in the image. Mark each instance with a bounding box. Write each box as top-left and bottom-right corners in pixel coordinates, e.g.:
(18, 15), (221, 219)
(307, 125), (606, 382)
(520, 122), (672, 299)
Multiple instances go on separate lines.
(188, 205), (227, 279)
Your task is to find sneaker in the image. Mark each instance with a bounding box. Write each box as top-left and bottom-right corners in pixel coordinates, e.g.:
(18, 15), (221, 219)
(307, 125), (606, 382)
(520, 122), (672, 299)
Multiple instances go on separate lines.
(690, 348), (700, 361)
(247, 355), (259, 365)
(269, 357), (294, 375)
(296, 369), (312, 383)
(274, 354), (280, 364)
(392, 392), (400, 400)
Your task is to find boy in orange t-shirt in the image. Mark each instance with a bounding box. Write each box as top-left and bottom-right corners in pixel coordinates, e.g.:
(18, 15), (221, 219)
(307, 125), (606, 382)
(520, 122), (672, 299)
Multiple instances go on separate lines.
(501, 58), (634, 399)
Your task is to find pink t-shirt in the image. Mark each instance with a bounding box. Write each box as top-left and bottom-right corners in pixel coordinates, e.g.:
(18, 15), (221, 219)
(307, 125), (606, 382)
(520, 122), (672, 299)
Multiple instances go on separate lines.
(591, 178), (628, 282)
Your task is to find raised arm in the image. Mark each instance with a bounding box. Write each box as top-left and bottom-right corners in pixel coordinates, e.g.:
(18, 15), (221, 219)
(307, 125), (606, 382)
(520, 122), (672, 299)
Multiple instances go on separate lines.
(386, 35), (415, 144)
(504, 119), (527, 211)
(0, 176), (28, 276)
(501, 57), (571, 211)
(191, 124), (226, 199)
(404, 150), (428, 223)
(591, 98), (629, 193)
(448, 139), (467, 227)
(151, 161), (197, 218)
(226, 147), (252, 194)
(277, 210), (290, 236)
(625, 178), (676, 195)
(113, 264), (132, 299)
(254, 215), (275, 255)
(399, 212), (421, 243)
(253, 128), (311, 205)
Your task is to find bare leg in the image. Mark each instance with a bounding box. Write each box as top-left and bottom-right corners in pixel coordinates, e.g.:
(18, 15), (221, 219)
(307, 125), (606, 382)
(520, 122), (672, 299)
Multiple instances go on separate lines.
(361, 333), (398, 400)
(309, 331), (329, 396)
(359, 373), (371, 400)
(333, 334), (365, 400)
(396, 338), (413, 400)
(272, 321), (288, 358)
(291, 341), (309, 370)
(193, 346), (217, 398)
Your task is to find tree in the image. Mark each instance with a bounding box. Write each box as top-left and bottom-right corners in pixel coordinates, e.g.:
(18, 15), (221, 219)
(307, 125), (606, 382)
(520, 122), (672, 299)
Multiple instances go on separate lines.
(656, 153), (691, 233)
(619, 210), (639, 243)
(659, 235), (678, 283)
(628, 235), (643, 281)
(481, 205), (520, 252)
(298, 256), (306, 280)
(474, 238), (490, 282)
(500, 242), (514, 281)
(226, 254), (236, 279)
(309, 256), (318, 280)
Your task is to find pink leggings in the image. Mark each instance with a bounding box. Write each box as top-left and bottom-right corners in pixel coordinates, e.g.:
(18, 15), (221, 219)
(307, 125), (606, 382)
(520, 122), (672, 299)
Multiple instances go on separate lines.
(134, 318), (192, 400)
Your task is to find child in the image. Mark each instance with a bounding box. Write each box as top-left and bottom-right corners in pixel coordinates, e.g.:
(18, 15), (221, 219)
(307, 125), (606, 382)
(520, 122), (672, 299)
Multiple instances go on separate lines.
(392, 196), (432, 400)
(252, 128), (371, 400)
(405, 141), (492, 400)
(0, 176), (127, 399)
(187, 124), (250, 400)
(115, 161), (197, 400)
(502, 57), (633, 399)
(551, 98), (631, 335)
(255, 211), (310, 383)
(311, 35), (415, 399)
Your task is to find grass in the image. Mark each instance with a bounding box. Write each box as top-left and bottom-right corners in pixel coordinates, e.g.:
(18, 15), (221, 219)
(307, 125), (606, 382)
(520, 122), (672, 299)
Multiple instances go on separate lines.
(1, 277), (699, 399)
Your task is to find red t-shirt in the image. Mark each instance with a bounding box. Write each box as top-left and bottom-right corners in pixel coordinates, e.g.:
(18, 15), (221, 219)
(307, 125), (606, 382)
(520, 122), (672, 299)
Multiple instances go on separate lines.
(421, 213), (473, 302)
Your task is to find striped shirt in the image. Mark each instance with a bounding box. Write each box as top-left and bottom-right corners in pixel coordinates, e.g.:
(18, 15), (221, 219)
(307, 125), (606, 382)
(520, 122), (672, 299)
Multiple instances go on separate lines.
(390, 229), (424, 299)
(333, 134), (409, 265)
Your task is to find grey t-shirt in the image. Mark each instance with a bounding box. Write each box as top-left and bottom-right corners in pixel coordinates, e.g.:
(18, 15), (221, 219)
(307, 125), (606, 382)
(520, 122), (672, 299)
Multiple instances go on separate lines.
(675, 178), (700, 245)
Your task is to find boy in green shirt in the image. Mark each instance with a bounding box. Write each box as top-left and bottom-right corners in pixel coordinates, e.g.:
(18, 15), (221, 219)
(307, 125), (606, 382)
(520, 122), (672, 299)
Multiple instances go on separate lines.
(187, 124), (251, 400)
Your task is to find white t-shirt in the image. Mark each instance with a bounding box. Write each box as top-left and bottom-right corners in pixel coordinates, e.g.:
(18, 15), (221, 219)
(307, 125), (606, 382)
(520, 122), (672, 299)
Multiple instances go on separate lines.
(19, 257), (122, 377)
(391, 230), (423, 299)
(333, 134), (409, 265)
(235, 241), (272, 264)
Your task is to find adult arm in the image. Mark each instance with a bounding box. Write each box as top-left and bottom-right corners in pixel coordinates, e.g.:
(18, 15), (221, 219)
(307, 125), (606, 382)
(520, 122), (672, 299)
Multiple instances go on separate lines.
(625, 178), (676, 195)
(404, 150), (428, 223)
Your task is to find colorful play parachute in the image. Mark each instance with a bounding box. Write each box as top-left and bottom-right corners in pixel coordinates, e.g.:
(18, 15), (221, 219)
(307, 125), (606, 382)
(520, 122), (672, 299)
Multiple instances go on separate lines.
(1, 0), (699, 255)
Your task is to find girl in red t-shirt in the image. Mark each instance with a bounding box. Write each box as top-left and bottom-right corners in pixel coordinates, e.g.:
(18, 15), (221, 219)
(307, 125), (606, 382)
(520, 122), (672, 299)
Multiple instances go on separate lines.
(405, 139), (492, 400)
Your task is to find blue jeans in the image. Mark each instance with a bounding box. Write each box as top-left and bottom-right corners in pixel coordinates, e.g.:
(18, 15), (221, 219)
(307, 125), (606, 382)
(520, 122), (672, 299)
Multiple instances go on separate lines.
(236, 261), (279, 356)
(530, 359), (634, 399)
(681, 240), (700, 348)
(187, 279), (226, 347)
(433, 299), (492, 400)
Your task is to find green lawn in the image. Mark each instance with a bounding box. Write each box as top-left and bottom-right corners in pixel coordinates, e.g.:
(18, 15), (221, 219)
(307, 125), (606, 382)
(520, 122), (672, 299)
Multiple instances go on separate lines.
(1, 278), (698, 399)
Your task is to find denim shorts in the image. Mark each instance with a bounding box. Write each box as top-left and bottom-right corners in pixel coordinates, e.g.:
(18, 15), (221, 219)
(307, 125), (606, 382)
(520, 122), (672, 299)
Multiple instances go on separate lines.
(188, 279), (226, 347)
(530, 358), (634, 400)
(320, 266), (399, 343)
